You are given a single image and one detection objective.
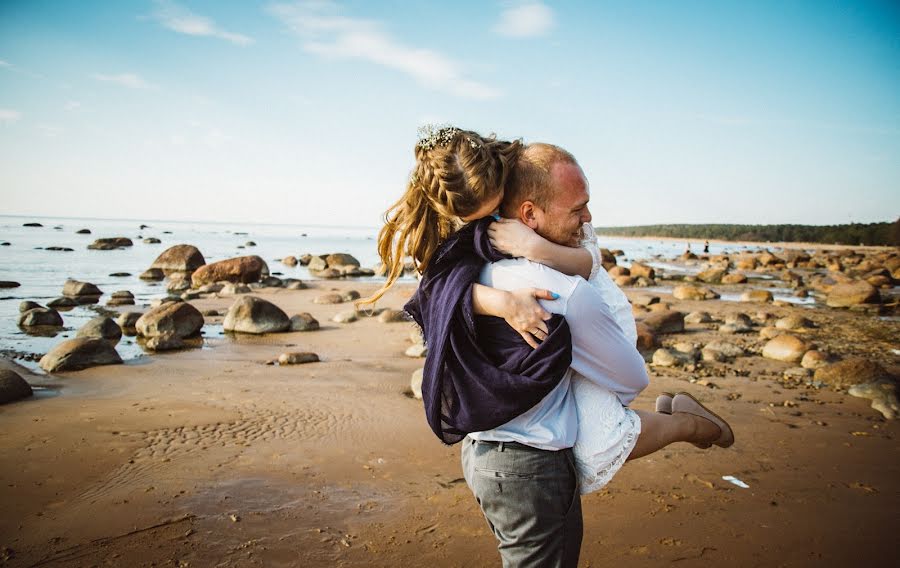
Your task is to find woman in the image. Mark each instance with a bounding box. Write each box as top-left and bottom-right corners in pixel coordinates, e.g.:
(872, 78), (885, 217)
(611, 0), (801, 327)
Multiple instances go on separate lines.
(362, 125), (733, 494)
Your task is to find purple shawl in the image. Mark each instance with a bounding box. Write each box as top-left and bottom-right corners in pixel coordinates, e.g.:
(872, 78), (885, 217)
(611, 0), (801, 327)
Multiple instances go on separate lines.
(404, 218), (573, 445)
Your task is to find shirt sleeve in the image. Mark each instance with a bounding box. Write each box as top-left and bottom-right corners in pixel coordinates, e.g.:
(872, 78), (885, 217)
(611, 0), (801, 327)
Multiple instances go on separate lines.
(565, 279), (649, 405)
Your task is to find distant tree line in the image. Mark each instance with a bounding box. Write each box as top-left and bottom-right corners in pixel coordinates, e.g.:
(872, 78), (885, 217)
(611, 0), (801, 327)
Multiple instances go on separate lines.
(593, 219), (900, 246)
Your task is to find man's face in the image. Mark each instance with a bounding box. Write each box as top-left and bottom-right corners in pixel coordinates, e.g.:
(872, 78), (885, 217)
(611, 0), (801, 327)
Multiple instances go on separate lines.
(531, 162), (592, 247)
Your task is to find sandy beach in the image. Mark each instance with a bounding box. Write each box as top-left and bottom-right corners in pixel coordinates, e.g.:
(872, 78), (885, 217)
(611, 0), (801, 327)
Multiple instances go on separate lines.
(2, 252), (899, 567)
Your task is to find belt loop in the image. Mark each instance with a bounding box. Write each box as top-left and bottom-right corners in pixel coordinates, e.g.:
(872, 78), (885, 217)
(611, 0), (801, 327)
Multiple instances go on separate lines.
(498, 441), (505, 452)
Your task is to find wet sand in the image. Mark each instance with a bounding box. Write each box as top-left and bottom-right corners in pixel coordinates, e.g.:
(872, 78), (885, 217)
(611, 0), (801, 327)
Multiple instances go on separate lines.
(1, 279), (898, 567)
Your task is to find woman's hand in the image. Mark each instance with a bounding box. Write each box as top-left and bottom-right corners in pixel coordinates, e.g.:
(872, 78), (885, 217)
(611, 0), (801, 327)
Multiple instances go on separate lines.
(502, 288), (557, 349)
(488, 218), (540, 258)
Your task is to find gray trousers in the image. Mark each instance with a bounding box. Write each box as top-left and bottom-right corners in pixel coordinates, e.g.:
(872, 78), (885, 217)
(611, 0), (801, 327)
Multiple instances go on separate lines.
(461, 438), (583, 567)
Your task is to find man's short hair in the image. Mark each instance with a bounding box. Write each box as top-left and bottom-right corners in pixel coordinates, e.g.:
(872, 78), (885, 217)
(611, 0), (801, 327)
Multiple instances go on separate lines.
(501, 143), (578, 216)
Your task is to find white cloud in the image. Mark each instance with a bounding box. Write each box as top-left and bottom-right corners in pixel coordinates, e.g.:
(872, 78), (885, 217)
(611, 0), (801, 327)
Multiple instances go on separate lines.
(92, 73), (157, 90)
(0, 109), (21, 123)
(0, 60), (10, 68)
(152, 0), (254, 46)
(269, 1), (501, 100)
(493, 1), (555, 38)
(64, 100), (82, 111)
(37, 124), (63, 138)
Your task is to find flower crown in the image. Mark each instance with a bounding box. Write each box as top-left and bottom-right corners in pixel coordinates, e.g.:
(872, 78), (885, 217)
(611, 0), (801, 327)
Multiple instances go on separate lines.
(416, 124), (481, 150)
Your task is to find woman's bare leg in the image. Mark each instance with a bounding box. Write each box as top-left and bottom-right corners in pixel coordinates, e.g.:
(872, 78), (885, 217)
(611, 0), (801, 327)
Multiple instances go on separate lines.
(626, 409), (720, 461)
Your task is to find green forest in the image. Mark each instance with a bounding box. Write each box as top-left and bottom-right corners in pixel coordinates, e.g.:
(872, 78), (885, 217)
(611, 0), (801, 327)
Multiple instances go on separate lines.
(593, 219), (900, 246)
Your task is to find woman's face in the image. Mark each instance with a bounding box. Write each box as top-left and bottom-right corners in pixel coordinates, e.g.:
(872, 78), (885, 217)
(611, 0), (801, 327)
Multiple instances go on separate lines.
(460, 192), (503, 222)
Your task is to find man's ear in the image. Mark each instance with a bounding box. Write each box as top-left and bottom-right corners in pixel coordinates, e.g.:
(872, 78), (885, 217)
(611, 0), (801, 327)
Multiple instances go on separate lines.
(520, 201), (540, 229)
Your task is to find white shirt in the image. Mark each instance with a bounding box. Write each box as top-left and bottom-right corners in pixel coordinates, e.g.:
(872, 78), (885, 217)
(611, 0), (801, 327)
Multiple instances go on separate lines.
(469, 258), (649, 450)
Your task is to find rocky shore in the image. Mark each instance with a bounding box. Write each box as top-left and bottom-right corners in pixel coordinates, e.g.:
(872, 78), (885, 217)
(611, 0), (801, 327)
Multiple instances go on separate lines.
(0, 240), (897, 567)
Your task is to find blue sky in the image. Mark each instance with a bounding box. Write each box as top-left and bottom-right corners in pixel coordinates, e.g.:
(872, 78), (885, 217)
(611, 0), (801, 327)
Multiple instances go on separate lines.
(1, 0), (898, 227)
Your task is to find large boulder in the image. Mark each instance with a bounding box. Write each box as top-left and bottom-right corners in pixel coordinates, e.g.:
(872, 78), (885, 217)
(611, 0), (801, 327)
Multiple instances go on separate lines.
(0, 369), (33, 404)
(848, 379), (898, 420)
(191, 255), (268, 286)
(673, 285), (719, 301)
(18, 308), (63, 328)
(116, 312), (143, 336)
(814, 357), (892, 389)
(762, 335), (809, 363)
(629, 262), (655, 279)
(136, 301), (204, 339)
(639, 310), (685, 334)
(39, 338), (122, 372)
(290, 313), (320, 331)
(150, 244), (206, 274)
(140, 268), (165, 281)
(696, 267), (727, 284)
(740, 290), (773, 303)
(76, 317), (123, 345)
(825, 280), (880, 308)
(223, 296), (290, 334)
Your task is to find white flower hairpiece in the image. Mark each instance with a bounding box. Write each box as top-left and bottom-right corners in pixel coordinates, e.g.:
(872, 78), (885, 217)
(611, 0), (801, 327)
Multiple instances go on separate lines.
(416, 124), (481, 150)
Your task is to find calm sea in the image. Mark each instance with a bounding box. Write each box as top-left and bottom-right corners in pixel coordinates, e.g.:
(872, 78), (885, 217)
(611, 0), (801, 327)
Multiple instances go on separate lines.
(0, 214), (800, 369)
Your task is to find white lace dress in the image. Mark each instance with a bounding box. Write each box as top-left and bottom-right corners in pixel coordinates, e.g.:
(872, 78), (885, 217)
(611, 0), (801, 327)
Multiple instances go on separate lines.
(571, 223), (643, 494)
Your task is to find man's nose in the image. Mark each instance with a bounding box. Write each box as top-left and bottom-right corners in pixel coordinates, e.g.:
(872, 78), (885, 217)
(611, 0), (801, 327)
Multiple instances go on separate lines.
(582, 206), (592, 223)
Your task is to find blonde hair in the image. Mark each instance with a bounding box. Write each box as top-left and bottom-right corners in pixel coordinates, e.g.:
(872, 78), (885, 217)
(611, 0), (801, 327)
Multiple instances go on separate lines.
(361, 127), (522, 306)
(500, 143), (577, 217)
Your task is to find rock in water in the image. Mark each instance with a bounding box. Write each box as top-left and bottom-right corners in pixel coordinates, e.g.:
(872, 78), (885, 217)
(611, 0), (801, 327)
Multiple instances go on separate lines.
(136, 301), (204, 339)
(76, 317), (123, 345)
(62, 279), (102, 298)
(0, 369), (33, 404)
(47, 297), (78, 309)
(740, 290), (773, 303)
(116, 312), (143, 335)
(290, 313), (320, 331)
(673, 285), (719, 301)
(278, 352), (319, 365)
(814, 358), (891, 389)
(762, 335), (809, 363)
(140, 268), (165, 281)
(144, 334), (185, 351)
(87, 237), (133, 250)
(629, 262), (655, 279)
(825, 280), (880, 308)
(223, 296), (290, 334)
(39, 338), (123, 372)
(18, 308), (64, 328)
(0, 281), (21, 289)
(150, 244), (206, 274)
(326, 253), (361, 268)
(191, 255), (268, 286)
(19, 301), (43, 313)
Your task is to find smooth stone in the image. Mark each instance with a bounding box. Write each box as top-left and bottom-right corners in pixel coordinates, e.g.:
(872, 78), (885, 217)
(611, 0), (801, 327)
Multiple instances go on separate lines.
(39, 338), (122, 372)
(47, 296), (78, 309)
(76, 317), (122, 345)
(377, 309), (409, 323)
(696, 267), (727, 283)
(19, 301), (42, 313)
(277, 352), (319, 365)
(800, 350), (830, 370)
(684, 311), (712, 324)
(116, 312), (143, 335)
(76, 229), (91, 234)
(150, 244), (206, 274)
(651, 348), (693, 367)
(0, 369), (33, 404)
(87, 237), (133, 249)
(775, 315), (813, 330)
(109, 272), (131, 277)
(191, 255), (268, 286)
(140, 268), (166, 281)
(701, 348), (728, 362)
(290, 313), (320, 331)
(411, 368), (424, 399)
(144, 334), (185, 351)
(721, 273), (748, 284)
(673, 285), (719, 301)
(762, 335), (810, 363)
(326, 253), (361, 268)
(639, 310), (685, 334)
(136, 301), (204, 339)
(143, 237), (162, 244)
(314, 293), (344, 305)
(631, 295), (660, 307)
(405, 343), (427, 358)
(759, 326), (781, 339)
(18, 308), (63, 327)
(826, 280), (880, 308)
(703, 340), (745, 358)
(62, 279), (102, 297)
(784, 367), (812, 379)
(23, 222), (42, 227)
(740, 290), (773, 303)
(223, 296), (291, 334)
(635, 322), (657, 352)
(332, 310), (358, 324)
(342, 290), (361, 302)
(283, 279), (306, 290)
(282, 256), (298, 267)
(629, 262), (655, 279)
(0, 281), (21, 288)
(220, 283), (251, 295)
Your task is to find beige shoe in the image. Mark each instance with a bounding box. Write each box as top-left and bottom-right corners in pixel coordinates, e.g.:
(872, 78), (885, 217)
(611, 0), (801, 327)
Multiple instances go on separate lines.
(672, 392), (735, 448)
(655, 392), (674, 414)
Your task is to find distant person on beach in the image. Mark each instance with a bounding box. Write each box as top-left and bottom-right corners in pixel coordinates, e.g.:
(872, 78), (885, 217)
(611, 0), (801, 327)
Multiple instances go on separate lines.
(364, 127), (734, 567)
(704, 240), (710, 253)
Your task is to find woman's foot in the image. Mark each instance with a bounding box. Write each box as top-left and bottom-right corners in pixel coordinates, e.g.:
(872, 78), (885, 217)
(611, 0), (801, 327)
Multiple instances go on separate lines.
(672, 392), (735, 448)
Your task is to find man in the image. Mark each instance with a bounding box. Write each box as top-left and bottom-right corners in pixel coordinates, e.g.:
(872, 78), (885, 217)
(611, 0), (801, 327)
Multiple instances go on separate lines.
(461, 143), (651, 567)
